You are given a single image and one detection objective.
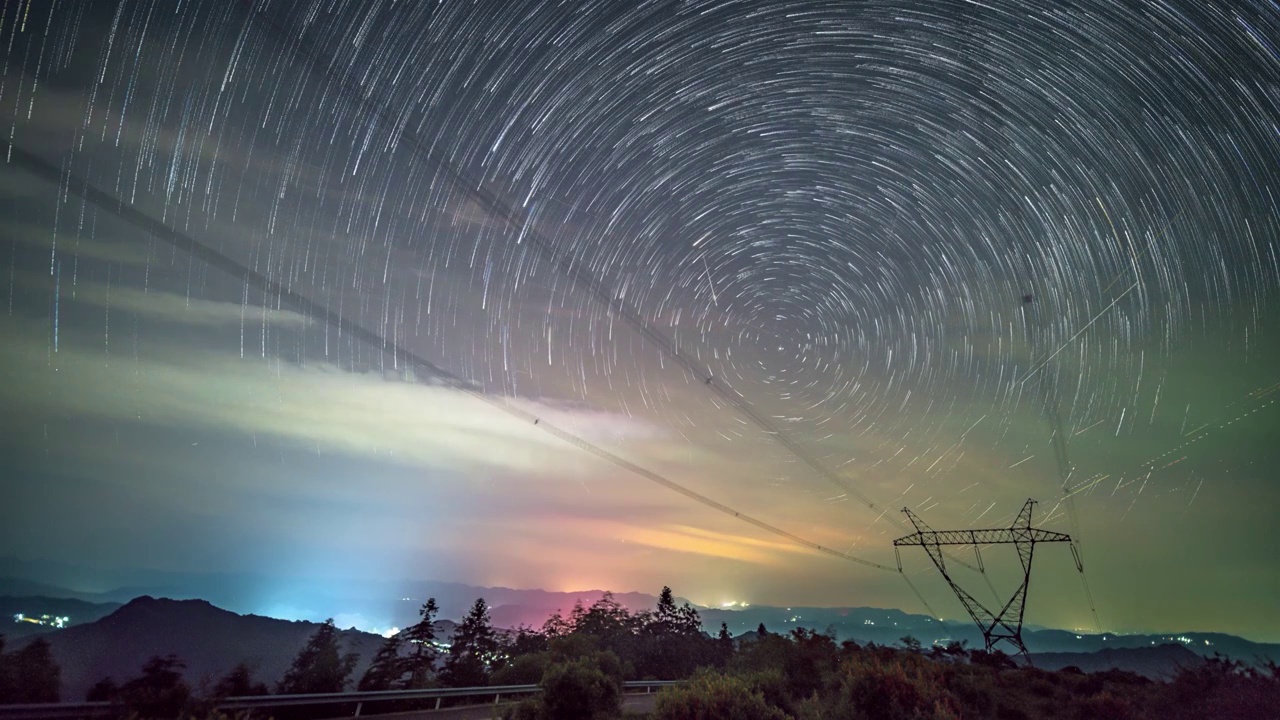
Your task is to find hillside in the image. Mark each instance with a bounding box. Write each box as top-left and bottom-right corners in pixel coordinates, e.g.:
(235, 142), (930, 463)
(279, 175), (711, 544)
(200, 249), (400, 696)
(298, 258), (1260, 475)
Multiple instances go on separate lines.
(1029, 643), (1206, 679)
(3, 558), (1275, 673)
(9, 597), (393, 701)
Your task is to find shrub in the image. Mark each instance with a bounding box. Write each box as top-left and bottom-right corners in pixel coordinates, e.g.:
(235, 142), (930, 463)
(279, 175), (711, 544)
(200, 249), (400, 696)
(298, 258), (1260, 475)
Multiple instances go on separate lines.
(1072, 690), (1138, 720)
(503, 651), (623, 720)
(1159, 655), (1280, 720)
(539, 655), (623, 720)
(1029, 677), (1056, 698)
(831, 653), (960, 720)
(739, 669), (791, 714)
(491, 652), (552, 685)
(944, 666), (995, 718)
(653, 669), (789, 720)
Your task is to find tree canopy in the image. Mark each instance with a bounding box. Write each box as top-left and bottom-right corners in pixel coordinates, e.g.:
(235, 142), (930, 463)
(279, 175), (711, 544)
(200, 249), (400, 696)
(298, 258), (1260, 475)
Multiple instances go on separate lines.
(277, 619), (357, 694)
(442, 598), (502, 687)
(401, 598), (440, 688)
(0, 637), (60, 703)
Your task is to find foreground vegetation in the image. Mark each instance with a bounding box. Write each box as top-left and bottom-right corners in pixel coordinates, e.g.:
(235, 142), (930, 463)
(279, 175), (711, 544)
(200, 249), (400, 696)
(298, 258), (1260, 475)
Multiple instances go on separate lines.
(2, 587), (1277, 719)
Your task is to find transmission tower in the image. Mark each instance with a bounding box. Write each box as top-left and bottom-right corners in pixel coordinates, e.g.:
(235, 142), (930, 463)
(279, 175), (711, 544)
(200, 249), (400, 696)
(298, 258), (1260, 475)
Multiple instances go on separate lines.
(893, 499), (1082, 663)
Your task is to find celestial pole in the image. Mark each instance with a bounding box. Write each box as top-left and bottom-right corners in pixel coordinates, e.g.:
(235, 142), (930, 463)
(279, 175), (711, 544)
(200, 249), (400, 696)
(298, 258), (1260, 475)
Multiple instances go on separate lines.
(2, 0), (1278, 639)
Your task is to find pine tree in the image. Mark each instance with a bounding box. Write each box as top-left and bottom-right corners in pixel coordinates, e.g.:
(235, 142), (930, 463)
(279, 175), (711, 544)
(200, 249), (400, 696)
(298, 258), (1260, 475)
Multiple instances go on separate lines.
(401, 598), (440, 688)
(716, 622), (735, 666)
(653, 586), (679, 634)
(441, 598), (500, 687)
(639, 587), (708, 679)
(278, 619), (357, 694)
(358, 634), (406, 691)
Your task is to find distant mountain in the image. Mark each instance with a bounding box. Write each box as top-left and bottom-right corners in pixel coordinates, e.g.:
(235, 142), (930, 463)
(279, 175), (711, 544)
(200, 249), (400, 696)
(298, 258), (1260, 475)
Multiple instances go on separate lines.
(1, 593), (1262, 701)
(2, 557), (1275, 672)
(696, 605), (1280, 667)
(1030, 643), (1206, 680)
(0, 596), (122, 639)
(0, 577), (104, 602)
(0, 558), (680, 631)
(7, 597), (413, 702)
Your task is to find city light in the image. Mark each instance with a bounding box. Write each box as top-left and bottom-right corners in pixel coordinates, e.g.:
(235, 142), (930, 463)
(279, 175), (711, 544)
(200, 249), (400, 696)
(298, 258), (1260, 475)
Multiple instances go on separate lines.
(13, 613), (70, 629)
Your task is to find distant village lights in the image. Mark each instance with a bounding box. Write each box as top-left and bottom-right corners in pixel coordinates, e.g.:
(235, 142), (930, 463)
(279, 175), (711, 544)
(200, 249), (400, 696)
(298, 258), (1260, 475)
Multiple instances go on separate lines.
(13, 613), (70, 628)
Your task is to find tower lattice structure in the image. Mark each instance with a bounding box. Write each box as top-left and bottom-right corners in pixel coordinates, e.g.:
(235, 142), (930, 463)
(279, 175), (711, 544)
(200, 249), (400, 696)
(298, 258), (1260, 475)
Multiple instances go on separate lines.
(893, 499), (1081, 663)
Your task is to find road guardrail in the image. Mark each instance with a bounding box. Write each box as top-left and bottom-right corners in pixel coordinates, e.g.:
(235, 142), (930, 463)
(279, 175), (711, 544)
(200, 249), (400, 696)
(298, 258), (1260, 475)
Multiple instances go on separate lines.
(0, 679), (682, 719)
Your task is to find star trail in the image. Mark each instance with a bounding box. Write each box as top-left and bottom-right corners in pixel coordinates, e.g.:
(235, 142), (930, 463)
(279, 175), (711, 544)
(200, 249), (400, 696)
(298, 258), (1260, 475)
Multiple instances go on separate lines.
(1, 0), (1278, 640)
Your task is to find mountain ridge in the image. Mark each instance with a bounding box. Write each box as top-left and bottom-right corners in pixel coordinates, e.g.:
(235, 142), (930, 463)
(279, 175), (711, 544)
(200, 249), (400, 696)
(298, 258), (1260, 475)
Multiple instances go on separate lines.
(6, 595), (1249, 703)
(7, 596), (395, 701)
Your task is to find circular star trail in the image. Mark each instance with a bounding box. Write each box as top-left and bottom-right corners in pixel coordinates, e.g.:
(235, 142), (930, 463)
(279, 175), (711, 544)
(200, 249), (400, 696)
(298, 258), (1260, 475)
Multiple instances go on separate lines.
(3, 0), (1279, 628)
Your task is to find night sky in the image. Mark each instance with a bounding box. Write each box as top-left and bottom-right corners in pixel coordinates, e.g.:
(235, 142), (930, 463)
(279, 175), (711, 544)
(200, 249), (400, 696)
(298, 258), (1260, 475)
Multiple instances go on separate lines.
(2, 0), (1278, 641)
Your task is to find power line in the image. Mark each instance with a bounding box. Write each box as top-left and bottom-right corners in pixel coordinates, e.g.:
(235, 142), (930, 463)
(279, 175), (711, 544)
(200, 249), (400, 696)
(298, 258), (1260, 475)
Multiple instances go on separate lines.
(7, 142), (896, 573)
(1025, 295), (1104, 633)
(235, 3), (987, 571)
(1018, 206), (1184, 386)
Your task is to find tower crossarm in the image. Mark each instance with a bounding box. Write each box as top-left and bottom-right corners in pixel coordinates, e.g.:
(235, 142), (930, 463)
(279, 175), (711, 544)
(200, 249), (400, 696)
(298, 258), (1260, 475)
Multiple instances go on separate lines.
(892, 499), (1077, 665)
(893, 527), (1072, 546)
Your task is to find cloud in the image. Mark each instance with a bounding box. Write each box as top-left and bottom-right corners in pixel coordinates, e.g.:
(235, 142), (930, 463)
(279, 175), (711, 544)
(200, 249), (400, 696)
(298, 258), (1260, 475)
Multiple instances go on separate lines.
(0, 315), (678, 480)
(3, 219), (153, 267)
(68, 281), (312, 327)
(616, 522), (816, 565)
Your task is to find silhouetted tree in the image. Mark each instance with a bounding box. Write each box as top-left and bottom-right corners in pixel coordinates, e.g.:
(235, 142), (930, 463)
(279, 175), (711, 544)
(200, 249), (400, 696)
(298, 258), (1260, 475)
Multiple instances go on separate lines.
(2, 637), (61, 703)
(647, 586), (702, 637)
(401, 598), (439, 688)
(783, 628), (840, 700)
(277, 619), (357, 694)
(213, 662), (268, 697)
(507, 626), (549, 657)
(441, 598), (500, 687)
(757, 622), (769, 637)
(118, 655), (190, 719)
(543, 609), (573, 638)
(0, 636), (10, 702)
(576, 593), (636, 640)
(570, 593), (641, 667)
(652, 587), (680, 634)
(716, 622), (735, 667)
(85, 677), (117, 702)
(358, 634), (407, 691)
(636, 587), (711, 679)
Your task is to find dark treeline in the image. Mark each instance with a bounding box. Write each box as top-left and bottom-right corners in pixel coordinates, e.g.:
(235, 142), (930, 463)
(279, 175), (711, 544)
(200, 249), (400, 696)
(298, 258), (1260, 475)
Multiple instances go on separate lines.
(3, 586), (1279, 719)
(0, 636), (60, 704)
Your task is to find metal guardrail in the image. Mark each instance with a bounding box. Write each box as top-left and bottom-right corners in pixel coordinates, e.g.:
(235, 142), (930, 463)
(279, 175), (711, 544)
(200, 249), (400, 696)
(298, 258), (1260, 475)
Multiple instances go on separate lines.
(0, 680), (681, 720)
